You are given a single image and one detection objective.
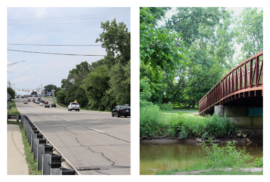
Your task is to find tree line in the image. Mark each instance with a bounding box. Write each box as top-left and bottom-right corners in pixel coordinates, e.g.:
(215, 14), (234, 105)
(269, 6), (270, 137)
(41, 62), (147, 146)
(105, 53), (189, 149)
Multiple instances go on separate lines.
(55, 19), (130, 111)
(140, 7), (263, 108)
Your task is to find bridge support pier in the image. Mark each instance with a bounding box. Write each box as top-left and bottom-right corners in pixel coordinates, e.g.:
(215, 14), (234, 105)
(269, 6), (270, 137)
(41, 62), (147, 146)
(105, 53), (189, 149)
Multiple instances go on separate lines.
(214, 105), (263, 139)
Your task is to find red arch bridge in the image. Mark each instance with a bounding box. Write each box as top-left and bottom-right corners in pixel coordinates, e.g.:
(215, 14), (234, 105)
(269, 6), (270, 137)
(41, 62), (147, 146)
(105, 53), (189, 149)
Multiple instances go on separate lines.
(199, 51), (263, 115)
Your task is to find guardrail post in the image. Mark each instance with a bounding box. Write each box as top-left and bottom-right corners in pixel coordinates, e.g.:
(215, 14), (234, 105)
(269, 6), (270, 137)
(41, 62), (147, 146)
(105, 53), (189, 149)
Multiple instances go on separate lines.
(29, 127), (38, 144)
(49, 154), (62, 175)
(16, 115), (20, 122)
(42, 149), (61, 175)
(38, 145), (53, 171)
(31, 131), (40, 152)
(34, 138), (46, 161)
(61, 168), (76, 175)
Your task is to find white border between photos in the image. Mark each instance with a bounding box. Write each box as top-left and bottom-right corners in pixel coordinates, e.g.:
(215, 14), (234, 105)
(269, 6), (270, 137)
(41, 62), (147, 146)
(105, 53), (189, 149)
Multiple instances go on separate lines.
(1, 0), (269, 182)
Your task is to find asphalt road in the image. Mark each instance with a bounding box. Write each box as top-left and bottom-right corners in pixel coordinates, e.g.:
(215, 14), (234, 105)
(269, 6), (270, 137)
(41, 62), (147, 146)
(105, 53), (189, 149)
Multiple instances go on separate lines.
(14, 98), (130, 175)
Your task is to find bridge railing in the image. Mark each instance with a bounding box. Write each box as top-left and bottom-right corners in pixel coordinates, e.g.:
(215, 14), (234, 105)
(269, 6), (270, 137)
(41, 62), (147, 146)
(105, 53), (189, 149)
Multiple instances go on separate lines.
(199, 51), (263, 114)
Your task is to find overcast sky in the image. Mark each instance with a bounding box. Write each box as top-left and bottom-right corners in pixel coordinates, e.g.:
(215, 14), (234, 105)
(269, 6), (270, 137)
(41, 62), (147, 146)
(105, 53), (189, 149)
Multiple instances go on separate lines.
(7, 7), (130, 94)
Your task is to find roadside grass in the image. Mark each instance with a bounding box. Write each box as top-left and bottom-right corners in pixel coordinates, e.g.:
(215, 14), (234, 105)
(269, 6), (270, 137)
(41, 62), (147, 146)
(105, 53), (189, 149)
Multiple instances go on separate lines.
(7, 100), (20, 115)
(7, 121), (42, 175)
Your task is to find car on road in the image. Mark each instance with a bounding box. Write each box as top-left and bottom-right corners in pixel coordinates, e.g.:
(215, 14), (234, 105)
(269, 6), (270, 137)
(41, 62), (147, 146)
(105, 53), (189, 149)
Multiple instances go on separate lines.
(39, 102), (43, 106)
(112, 105), (130, 117)
(51, 104), (56, 108)
(32, 99), (35, 102)
(23, 101), (28, 104)
(35, 101), (40, 104)
(21, 96), (24, 98)
(44, 104), (50, 108)
(68, 102), (80, 111)
(28, 99), (31, 102)
(16, 95), (20, 98)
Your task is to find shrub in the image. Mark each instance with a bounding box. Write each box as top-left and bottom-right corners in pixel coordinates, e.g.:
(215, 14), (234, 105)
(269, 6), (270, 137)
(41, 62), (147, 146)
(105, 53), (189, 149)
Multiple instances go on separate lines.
(202, 140), (253, 168)
(253, 157), (263, 167)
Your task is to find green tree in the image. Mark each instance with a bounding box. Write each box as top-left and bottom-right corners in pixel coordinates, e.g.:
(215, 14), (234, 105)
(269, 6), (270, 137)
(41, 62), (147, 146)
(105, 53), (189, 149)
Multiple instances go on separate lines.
(140, 7), (189, 78)
(235, 8), (263, 62)
(108, 61), (130, 105)
(7, 87), (15, 99)
(96, 19), (130, 69)
(81, 65), (114, 111)
(140, 7), (170, 26)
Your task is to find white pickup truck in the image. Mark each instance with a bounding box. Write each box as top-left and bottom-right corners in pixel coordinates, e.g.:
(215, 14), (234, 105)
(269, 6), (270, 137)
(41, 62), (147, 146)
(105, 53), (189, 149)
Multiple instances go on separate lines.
(68, 102), (80, 112)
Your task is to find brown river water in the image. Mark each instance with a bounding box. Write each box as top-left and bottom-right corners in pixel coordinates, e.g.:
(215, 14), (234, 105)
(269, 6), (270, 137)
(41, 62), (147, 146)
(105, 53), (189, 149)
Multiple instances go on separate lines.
(140, 142), (263, 175)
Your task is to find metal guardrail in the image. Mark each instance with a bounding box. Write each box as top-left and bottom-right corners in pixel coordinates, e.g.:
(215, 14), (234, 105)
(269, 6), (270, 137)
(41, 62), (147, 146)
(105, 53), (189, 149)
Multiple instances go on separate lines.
(199, 51), (263, 115)
(20, 115), (79, 175)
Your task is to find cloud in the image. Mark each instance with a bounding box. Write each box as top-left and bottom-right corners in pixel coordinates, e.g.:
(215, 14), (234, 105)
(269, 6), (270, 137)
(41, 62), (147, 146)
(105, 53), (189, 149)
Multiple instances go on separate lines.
(32, 8), (47, 18)
(12, 75), (42, 84)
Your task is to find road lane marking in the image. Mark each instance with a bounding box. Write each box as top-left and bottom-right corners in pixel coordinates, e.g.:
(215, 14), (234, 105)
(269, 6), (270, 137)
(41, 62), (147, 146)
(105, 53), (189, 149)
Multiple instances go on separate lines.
(78, 115), (130, 126)
(89, 128), (104, 133)
(26, 103), (130, 126)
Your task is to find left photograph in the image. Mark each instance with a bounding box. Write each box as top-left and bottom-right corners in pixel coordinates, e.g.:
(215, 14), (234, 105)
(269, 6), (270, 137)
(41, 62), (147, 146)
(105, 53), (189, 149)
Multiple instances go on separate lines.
(7, 7), (130, 175)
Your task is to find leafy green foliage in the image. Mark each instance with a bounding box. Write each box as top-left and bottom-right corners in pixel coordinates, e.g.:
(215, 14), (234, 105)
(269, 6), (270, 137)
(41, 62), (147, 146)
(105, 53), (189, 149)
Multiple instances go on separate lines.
(7, 87), (15, 99)
(107, 61), (130, 105)
(140, 8), (189, 78)
(235, 8), (263, 62)
(253, 157), (263, 167)
(81, 65), (113, 111)
(202, 140), (253, 168)
(96, 18), (130, 68)
(140, 110), (238, 138)
(179, 126), (187, 139)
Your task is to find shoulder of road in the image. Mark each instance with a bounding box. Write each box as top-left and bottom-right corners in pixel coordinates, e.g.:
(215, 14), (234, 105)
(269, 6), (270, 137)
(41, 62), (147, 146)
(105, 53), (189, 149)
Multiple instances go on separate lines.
(7, 124), (29, 175)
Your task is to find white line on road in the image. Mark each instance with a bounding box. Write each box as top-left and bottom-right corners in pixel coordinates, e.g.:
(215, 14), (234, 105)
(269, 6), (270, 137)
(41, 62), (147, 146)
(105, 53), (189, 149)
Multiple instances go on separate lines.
(89, 128), (104, 133)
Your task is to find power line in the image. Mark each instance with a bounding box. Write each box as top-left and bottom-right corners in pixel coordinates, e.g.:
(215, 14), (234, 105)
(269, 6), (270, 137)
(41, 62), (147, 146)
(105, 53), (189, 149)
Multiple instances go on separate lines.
(7, 49), (106, 56)
(8, 13), (130, 20)
(8, 15), (130, 22)
(7, 18), (130, 25)
(8, 44), (102, 46)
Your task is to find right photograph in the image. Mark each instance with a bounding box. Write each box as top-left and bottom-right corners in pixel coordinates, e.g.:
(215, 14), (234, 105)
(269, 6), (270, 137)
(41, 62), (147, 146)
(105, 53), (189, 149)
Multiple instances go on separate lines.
(140, 7), (263, 175)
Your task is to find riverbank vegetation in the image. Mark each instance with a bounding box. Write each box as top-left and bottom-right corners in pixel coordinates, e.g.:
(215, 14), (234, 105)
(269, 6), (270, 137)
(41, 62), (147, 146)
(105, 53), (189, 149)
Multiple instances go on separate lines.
(157, 140), (263, 175)
(140, 105), (238, 139)
(54, 19), (130, 111)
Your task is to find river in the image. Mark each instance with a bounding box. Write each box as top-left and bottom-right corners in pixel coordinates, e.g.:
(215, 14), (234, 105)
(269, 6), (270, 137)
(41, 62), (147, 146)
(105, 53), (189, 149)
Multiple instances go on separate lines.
(140, 142), (263, 175)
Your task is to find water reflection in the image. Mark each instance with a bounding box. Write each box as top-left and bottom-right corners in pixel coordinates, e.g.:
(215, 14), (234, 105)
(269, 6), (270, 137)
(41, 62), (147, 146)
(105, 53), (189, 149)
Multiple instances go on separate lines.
(140, 142), (263, 175)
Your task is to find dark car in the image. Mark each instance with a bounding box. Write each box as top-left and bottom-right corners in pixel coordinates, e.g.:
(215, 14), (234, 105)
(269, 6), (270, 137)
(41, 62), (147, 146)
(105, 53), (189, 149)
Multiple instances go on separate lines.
(21, 96), (25, 98)
(28, 99), (31, 102)
(112, 105), (130, 118)
(51, 104), (56, 108)
(32, 99), (35, 102)
(44, 104), (50, 108)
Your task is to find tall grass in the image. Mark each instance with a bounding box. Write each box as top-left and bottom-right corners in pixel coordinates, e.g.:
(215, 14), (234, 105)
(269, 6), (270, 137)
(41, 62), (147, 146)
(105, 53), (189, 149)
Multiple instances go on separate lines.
(140, 105), (239, 138)
(140, 105), (163, 137)
(158, 103), (173, 111)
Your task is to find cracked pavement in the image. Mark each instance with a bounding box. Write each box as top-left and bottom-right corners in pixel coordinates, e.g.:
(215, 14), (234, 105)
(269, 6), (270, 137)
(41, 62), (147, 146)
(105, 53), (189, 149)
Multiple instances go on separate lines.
(14, 98), (130, 175)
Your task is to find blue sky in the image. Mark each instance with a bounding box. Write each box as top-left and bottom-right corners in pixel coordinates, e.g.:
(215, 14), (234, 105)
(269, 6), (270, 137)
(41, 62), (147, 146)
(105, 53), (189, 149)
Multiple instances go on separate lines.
(7, 7), (130, 94)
